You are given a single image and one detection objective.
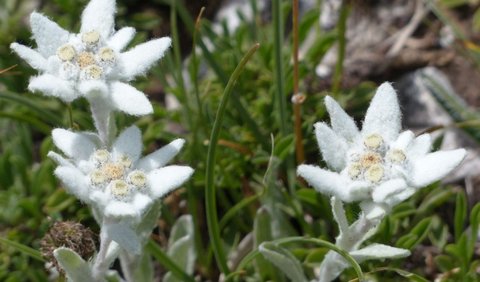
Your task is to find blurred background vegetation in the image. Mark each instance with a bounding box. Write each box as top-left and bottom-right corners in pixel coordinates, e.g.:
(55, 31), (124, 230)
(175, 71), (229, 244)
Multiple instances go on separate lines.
(1, 0), (480, 281)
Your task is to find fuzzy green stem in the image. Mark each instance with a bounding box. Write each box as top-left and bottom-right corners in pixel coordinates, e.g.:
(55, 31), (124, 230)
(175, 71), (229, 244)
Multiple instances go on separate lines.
(92, 225), (112, 280)
(119, 253), (135, 282)
(89, 97), (113, 146)
(318, 210), (379, 282)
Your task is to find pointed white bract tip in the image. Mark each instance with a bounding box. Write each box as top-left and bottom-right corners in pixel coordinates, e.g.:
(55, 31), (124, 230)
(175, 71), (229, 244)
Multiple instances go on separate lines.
(324, 95), (336, 111)
(313, 121), (324, 131)
(47, 151), (71, 166)
(51, 128), (97, 160)
(409, 134), (432, 157)
(372, 82), (397, 107)
(171, 138), (186, 150)
(296, 164), (308, 176)
(28, 74), (77, 102)
(314, 122), (348, 171)
(350, 243), (411, 262)
(118, 37), (173, 80)
(110, 82), (153, 116)
(148, 37), (172, 61)
(391, 130), (414, 149)
(52, 128), (71, 147)
(323, 94), (360, 142)
(123, 125), (141, 138)
(362, 81), (401, 142)
(158, 36), (172, 49)
(9, 43), (49, 71)
(364, 203), (387, 221)
(108, 27), (136, 51)
(376, 82), (395, 95)
(410, 148), (467, 187)
(298, 164), (363, 202)
(112, 125), (142, 160)
(136, 138), (186, 171)
(80, 0), (116, 38)
(457, 148), (468, 160)
(373, 82), (399, 110)
(29, 11), (43, 23)
(148, 166), (194, 198)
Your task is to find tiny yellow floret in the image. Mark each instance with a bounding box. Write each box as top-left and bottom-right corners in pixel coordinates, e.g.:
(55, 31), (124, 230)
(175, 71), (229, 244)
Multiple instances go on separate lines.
(388, 149), (406, 163)
(128, 170), (147, 187)
(93, 149), (110, 163)
(366, 164), (384, 183)
(77, 52), (96, 69)
(82, 30), (100, 45)
(103, 163), (125, 180)
(118, 155), (132, 169)
(85, 65), (103, 79)
(348, 162), (362, 179)
(90, 170), (106, 185)
(360, 151), (382, 168)
(98, 47), (115, 63)
(110, 180), (129, 197)
(57, 45), (76, 61)
(364, 134), (383, 149)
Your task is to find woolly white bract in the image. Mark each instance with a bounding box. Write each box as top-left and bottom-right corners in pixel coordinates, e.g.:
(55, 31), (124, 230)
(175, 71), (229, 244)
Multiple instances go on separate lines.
(48, 125), (193, 222)
(298, 82), (466, 217)
(11, 0), (171, 116)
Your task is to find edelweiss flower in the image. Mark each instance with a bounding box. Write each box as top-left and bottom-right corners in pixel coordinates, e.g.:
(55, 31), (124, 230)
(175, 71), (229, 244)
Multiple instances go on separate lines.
(298, 82), (466, 217)
(11, 0), (171, 115)
(48, 125), (193, 221)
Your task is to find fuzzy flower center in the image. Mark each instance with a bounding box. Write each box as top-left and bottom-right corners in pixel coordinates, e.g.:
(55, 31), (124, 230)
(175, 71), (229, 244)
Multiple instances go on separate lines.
(364, 133), (383, 149)
(89, 150), (148, 200)
(82, 31), (100, 45)
(55, 30), (116, 81)
(110, 180), (129, 197)
(346, 134), (408, 184)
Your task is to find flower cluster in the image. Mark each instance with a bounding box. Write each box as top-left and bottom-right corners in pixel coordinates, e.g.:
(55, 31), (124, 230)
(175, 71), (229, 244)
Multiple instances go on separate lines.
(48, 126), (193, 222)
(11, 0), (170, 115)
(298, 82), (466, 282)
(298, 82), (466, 218)
(11, 0), (193, 279)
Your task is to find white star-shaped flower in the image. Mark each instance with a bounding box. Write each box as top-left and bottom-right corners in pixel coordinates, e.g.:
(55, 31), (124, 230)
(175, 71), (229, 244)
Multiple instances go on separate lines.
(11, 0), (171, 116)
(298, 82), (466, 218)
(48, 125), (193, 222)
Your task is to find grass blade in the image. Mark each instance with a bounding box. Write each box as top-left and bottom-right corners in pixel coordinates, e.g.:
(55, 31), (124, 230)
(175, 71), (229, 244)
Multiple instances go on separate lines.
(0, 237), (44, 262)
(0, 92), (59, 126)
(331, 2), (349, 96)
(272, 0), (289, 135)
(205, 43), (260, 275)
(146, 240), (195, 282)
